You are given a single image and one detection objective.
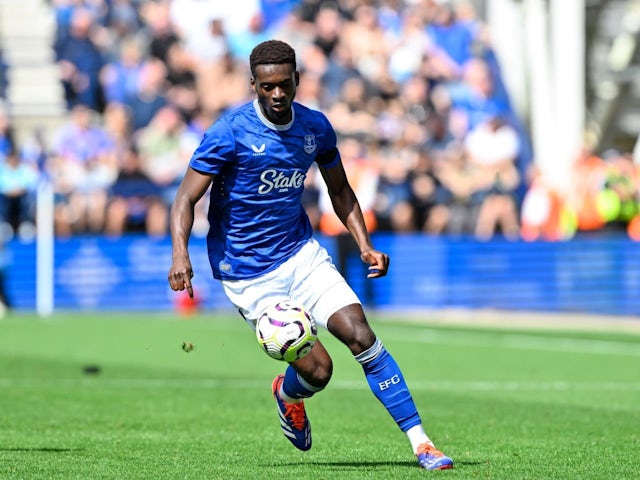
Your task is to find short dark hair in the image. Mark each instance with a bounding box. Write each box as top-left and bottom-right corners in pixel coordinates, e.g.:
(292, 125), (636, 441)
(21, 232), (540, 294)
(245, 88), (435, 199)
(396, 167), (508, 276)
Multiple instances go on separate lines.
(249, 40), (296, 75)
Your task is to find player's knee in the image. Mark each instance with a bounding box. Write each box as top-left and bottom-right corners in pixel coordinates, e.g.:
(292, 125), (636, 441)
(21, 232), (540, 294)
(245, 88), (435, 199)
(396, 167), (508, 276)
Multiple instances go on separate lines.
(309, 359), (333, 388)
(294, 342), (333, 388)
(347, 325), (377, 355)
(299, 355), (333, 388)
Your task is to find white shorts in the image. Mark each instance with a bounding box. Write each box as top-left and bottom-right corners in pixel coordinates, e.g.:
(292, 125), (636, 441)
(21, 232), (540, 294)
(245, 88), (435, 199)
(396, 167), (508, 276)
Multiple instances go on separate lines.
(222, 238), (361, 330)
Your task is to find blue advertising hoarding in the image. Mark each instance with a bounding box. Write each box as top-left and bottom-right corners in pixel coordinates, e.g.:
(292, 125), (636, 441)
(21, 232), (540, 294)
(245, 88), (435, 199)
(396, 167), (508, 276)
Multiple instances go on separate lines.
(5, 234), (640, 316)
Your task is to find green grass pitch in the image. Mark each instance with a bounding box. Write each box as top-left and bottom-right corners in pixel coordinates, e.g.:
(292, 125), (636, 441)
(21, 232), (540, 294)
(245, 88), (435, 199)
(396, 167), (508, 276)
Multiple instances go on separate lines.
(1, 311), (639, 479)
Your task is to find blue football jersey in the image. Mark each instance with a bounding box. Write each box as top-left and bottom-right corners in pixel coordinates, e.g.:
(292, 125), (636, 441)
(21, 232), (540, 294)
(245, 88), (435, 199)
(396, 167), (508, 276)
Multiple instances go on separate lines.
(190, 99), (341, 280)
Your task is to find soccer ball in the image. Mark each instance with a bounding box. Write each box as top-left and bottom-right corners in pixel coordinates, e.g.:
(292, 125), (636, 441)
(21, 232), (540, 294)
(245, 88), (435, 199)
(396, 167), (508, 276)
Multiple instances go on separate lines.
(256, 299), (318, 362)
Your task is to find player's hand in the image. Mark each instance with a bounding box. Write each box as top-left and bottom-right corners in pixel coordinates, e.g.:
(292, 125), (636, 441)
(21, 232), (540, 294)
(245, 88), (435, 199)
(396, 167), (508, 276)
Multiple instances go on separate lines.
(361, 250), (389, 278)
(168, 256), (195, 298)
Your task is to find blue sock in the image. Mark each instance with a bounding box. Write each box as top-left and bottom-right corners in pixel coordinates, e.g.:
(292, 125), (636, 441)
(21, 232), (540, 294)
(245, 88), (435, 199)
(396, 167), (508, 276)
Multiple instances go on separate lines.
(356, 338), (422, 432)
(281, 365), (324, 399)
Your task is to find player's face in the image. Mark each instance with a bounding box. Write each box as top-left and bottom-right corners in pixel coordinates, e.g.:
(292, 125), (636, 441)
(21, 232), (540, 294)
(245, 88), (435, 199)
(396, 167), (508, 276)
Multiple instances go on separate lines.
(251, 63), (299, 125)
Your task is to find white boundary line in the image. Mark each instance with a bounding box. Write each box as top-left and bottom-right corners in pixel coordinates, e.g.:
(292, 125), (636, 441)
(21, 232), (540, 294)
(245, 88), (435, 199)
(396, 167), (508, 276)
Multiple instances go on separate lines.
(1, 378), (639, 392)
(380, 329), (640, 356)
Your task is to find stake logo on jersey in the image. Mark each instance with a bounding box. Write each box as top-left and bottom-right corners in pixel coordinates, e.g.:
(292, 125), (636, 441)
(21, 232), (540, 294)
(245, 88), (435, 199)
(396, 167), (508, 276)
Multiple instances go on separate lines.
(189, 99), (341, 280)
(258, 169), (305, 194)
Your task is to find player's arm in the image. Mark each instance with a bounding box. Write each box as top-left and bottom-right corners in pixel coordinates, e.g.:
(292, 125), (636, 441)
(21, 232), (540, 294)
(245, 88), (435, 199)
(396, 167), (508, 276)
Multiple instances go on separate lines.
(318, 159), (389, 278)
(168, 166), (215, 297)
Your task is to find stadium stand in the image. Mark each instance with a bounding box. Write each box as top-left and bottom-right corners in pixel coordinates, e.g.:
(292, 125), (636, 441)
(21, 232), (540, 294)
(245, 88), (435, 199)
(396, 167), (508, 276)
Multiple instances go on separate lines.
(0, 0), (638, 243)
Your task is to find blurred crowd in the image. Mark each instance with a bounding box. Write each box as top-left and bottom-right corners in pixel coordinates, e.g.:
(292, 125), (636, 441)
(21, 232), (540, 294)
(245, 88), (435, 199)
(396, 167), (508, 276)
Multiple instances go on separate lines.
(0, 0), (639, 243)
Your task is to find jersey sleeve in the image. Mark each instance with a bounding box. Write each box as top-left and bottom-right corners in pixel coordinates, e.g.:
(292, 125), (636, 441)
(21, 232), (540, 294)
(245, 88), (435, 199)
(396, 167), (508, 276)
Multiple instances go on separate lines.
(314, 111), (341, 169)
(189, 117), (236, 174)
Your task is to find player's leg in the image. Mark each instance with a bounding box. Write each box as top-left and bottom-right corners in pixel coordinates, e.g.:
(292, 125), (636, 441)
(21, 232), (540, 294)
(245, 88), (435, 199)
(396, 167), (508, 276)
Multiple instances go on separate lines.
(287, 237), (450, 466)
(221, 253), (332, 452)
(288, 239), (432, 452)
(326, 303), (422, 430)
(326, 302), (453, 470)
(271, 339), (332, 451)
(306, 272), (424, 439)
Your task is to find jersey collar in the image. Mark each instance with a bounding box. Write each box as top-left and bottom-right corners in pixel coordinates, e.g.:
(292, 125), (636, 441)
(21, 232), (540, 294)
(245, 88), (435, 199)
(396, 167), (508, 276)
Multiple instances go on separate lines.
(253, 99), (294, 131)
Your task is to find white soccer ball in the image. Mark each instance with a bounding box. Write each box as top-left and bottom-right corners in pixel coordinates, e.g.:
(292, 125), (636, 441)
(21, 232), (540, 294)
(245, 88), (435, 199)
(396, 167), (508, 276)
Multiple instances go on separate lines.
(256, 299), (318, 362)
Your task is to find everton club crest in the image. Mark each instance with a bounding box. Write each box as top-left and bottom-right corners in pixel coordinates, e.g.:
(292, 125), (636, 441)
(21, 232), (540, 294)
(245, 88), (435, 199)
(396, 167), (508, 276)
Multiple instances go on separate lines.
(304, 134), (317, 154)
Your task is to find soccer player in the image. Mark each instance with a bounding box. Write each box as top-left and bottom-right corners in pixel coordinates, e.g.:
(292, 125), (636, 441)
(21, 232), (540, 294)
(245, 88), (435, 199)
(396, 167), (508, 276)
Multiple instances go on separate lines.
(167, 39), (453, 471)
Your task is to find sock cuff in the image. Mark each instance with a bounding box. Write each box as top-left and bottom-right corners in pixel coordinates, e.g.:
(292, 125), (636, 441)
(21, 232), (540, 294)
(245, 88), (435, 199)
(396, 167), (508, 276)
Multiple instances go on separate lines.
(354, 338), (384, 365)
(297, 373), (325, 393)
